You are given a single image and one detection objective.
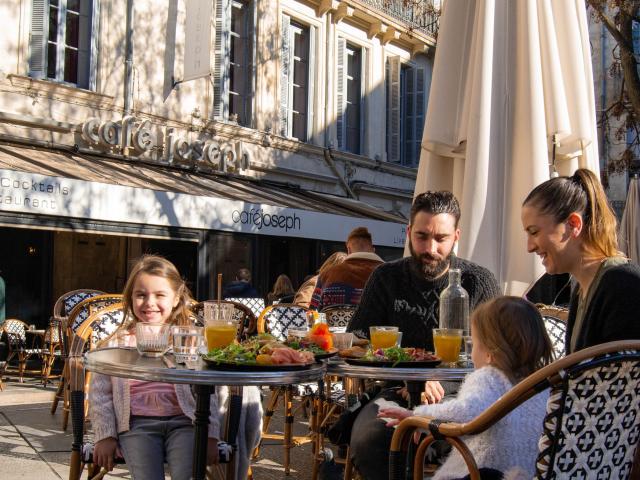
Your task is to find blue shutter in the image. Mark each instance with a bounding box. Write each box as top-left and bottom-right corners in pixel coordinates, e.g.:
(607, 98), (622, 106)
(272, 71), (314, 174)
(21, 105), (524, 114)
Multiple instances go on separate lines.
(386, 56), (401, 163)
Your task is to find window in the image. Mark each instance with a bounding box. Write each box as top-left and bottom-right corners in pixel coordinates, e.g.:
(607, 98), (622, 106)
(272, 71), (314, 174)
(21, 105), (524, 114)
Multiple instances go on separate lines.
(29, 0), (98, 89)
(337, 38), (364, 154)
(213, 0), (254, 126)
(280, 15), (315, 141)
(386, 56), (425, 166)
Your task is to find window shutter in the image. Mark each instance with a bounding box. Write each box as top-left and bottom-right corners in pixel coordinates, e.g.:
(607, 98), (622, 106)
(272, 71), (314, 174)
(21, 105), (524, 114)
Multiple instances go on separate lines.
(386, 56), (401, 163)
(29, 0), (48, 79)
(336, 36), (346, 150)
(306, 26), (316, 143)
(213, 0), (231, 120)
(279, 14), (291, 136)
(76, 1), (93, 89)
(414, 67), (425, 166)
(88, 0), (99, 90)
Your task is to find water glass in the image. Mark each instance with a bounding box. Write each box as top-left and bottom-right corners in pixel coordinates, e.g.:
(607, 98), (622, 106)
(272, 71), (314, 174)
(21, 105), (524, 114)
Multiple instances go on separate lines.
(433, 328), (463, 366)
(202, 301), (235, 323)
(136, 322), (170, 357)
(172, 325), (203, 365)
(332, 332), (354, 350)
(369, 326), (399, 350)
(287, 326), (309, 343)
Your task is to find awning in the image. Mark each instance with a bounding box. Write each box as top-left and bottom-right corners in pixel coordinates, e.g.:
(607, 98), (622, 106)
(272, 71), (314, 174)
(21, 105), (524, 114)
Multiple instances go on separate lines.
(0, 142), (407, 248)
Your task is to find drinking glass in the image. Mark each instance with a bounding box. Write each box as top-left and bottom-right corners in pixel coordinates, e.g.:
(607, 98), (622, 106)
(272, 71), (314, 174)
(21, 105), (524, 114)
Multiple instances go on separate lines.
(172, 325), (203, 365)
(462, 335), (473, 367)
(433, 328), (463, 367)
(332, 332), (354, 350)
(286, 326), (309, 343)
(135, 322), (171, 357)
(202, 302), (237, 351)
(369, 326), (399, 350)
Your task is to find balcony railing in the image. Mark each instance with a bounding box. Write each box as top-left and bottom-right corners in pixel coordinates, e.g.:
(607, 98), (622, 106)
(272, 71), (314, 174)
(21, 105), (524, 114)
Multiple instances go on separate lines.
(355, 0), (440, 37)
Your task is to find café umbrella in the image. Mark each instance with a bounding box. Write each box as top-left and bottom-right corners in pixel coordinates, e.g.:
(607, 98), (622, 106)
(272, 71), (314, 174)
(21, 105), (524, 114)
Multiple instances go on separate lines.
(619, 175), (640, 264)
(410, 0), (600, 294)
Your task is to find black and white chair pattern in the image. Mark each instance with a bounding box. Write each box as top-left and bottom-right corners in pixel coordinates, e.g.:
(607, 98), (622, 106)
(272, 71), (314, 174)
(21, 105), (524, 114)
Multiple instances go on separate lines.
(257, 304), (311, 341)
(537, 304), (568, 360)
(389, 340), (640, 480)
(0, 319), (44, 382)
(320, 304), (358, 333)
(225, 297), (265, 321)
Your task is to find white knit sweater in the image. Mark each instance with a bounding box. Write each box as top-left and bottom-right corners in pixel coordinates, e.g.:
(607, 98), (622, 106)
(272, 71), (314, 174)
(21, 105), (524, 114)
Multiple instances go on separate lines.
(412, 366), (548, 480)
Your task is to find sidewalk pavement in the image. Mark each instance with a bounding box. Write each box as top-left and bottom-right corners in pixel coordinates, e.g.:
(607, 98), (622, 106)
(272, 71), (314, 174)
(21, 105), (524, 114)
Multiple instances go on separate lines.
(0, 376), (321, 479)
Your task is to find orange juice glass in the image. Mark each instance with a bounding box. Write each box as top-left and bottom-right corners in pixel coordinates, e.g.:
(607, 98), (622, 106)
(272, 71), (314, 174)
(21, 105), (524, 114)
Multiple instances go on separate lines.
(369, 326), (399, 350)
(433, 328), (463, 366)
(205, 321), (237, 350)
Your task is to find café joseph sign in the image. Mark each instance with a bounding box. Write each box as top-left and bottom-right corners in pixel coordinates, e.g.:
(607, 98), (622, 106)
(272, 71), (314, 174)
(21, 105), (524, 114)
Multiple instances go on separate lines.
(79, 116), (250, 174)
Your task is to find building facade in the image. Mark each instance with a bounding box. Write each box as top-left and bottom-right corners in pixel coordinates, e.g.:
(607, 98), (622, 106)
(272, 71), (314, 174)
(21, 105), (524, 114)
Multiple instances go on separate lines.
(0, 0), (437, 324)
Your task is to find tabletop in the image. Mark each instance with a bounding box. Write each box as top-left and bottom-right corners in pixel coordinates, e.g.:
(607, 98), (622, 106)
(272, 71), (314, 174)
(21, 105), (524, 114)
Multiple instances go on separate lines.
(84, 347), (326, 386)
(326, 358), (471, 382)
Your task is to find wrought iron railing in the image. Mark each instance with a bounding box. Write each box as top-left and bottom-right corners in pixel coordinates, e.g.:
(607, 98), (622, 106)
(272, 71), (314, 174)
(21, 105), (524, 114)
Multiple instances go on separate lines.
(354, 0), (440, 37)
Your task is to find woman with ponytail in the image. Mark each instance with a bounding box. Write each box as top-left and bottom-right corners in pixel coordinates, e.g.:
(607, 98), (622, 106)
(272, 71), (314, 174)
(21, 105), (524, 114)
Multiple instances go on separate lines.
(521, 168), (640, 353)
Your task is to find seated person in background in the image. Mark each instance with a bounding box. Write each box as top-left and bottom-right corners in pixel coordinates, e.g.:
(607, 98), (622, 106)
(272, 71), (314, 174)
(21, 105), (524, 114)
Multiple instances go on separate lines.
(346, 191), (500, 480)
(222, 268), (259, 298)
(293, 252), (347, 308)
(379, 296), (554, 480)
(310, 227), (383, 311)
(266, 274), (295, 305)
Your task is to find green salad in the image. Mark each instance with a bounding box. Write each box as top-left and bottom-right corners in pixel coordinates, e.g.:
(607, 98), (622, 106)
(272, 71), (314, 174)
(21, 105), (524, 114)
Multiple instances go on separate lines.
(205, 342), (259, 364)
(363, 346), (413, 366)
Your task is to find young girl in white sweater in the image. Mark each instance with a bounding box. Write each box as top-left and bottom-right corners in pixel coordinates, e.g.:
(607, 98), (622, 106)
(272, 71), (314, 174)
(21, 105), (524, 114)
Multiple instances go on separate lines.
(378, 296), (554, 480)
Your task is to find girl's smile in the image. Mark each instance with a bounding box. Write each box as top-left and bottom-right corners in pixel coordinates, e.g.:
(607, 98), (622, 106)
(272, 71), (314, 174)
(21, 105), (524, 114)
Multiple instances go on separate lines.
(132, 272), (179, 324)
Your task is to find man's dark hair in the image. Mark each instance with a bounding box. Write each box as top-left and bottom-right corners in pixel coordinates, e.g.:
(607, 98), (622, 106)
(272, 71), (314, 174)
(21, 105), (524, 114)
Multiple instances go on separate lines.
(236, 268), (252, 282)
(410, 191), (461, 226)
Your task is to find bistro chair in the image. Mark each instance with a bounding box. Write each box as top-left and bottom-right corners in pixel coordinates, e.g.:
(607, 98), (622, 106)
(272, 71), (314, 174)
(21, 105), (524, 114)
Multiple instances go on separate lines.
(54, 294), (122, 430)
(537, 303), (568, 360)
(0, 318), (46, 382)
(50, 290), (104, 415)
(389, 340), (640, 480)
(40, 319), (63, 386)
(255, 304), (317, 475)
(320, 304), (358, 332)
(68, 303), (126, 480)
(225, 297), (265, 323)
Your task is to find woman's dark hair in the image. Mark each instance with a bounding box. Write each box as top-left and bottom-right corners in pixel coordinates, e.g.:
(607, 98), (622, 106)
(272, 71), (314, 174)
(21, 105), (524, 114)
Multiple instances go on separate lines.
(523, 169), (618, 257)
(471, 296), (554, 382)
(410, 191), (461, 226)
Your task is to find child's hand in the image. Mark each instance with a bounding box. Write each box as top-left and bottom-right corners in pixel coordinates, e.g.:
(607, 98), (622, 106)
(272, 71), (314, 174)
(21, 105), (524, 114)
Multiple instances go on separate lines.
(377, 407), (413, 427)
(207, 438), (219, 465)
(422, 381), (444, 404)
(93, 437), (122, 472)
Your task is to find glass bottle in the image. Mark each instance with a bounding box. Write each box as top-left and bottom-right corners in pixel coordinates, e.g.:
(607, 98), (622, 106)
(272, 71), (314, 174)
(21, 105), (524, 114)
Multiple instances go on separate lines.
(439, 268), (469, 335)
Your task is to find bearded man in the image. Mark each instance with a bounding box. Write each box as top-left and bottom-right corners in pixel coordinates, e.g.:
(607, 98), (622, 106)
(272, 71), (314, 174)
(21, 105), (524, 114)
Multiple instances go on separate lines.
(345, 191), (499, 480)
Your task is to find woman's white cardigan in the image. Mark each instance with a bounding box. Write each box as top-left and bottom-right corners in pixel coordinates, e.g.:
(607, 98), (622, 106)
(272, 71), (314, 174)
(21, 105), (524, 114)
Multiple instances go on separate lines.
(412, 366), (548, 480)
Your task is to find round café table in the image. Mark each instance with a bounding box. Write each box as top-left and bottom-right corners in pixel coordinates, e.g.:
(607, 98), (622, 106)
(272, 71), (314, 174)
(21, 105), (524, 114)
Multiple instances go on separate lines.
(84, 347), (325, 480)
(326, 358), (471, 407)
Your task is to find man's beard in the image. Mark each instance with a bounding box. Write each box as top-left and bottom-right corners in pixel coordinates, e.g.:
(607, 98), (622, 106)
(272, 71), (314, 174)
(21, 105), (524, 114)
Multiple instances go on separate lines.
(409, 239), (452, 280)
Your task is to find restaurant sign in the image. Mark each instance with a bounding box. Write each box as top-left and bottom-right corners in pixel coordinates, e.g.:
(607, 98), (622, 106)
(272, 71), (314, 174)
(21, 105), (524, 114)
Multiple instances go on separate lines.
(79, 116), (250, 174)
(0, 169), (407, 247)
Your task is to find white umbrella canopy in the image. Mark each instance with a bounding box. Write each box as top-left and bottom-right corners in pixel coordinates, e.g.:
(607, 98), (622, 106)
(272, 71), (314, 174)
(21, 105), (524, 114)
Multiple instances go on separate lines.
(619, 175), (640, 264)
(412, 0), (600, 294)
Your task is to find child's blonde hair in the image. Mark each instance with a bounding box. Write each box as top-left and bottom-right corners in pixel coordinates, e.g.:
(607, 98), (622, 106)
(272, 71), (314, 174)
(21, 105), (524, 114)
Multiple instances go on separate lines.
(471, 296), (553, 382)
(122, 255), (193, 327)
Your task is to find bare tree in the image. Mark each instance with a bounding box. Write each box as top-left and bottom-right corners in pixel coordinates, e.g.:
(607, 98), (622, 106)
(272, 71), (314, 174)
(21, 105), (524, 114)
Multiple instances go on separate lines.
(587, 0), (640, 180)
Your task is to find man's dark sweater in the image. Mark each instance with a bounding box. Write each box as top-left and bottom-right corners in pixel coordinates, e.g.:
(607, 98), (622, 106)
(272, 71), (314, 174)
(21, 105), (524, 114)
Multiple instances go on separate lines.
(348, 256), (500, 350)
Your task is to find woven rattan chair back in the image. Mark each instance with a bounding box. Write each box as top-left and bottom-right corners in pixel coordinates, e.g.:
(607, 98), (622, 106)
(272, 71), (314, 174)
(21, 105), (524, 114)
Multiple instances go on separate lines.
(389, 340), (640, 480)
(258, 304), (312, 341)
(225, 296), (265, 320)
(320, 304), (358, 332)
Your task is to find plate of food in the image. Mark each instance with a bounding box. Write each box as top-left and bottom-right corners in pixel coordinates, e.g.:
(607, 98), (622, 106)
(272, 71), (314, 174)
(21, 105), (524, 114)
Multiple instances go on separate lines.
(286, 339), (338, 360)
(343, 347), (441, 368)
(202, 338), (316, 370)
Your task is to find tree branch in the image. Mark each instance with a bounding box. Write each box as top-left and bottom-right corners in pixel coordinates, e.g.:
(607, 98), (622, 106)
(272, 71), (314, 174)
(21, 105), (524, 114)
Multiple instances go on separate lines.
(587, 1), (635, 52)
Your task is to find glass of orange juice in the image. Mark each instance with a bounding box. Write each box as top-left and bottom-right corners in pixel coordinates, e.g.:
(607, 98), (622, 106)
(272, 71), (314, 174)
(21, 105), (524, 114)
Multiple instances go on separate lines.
(203, 302), (237, 350)
(369, 326), (400, 350)
(433, 328), (463, 367)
